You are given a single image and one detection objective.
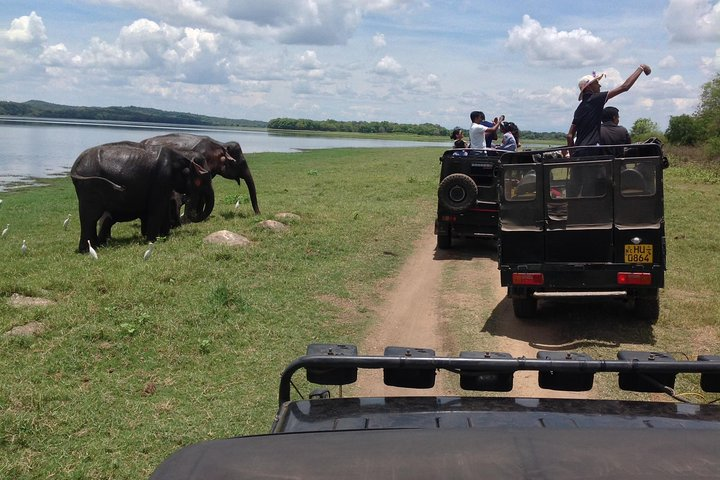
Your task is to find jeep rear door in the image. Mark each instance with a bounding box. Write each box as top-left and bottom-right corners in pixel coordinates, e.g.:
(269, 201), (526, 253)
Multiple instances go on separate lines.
(499, 160), (544, 264)
(543, 157), (614, 263)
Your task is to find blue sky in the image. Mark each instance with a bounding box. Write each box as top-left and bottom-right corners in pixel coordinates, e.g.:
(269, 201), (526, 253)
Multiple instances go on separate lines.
(1, 0), (719, 132)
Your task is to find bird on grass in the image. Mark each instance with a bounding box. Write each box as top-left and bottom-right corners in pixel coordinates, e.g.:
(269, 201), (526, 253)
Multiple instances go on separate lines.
(1, 224), (8, 237)
(87, 240), (98, 260)
(63, 214), (71, 230)
(21, 239), (27, 255)
(234, 199), (241, 209)
(143, 242), (154, 261)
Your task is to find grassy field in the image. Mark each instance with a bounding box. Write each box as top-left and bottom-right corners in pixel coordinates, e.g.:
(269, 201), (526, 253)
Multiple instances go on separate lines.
(1, 145), (719, 478)
(0, 147), (440, 479)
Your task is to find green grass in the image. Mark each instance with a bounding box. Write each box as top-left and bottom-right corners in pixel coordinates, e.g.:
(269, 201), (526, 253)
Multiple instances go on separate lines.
(0, 147), (440, 479)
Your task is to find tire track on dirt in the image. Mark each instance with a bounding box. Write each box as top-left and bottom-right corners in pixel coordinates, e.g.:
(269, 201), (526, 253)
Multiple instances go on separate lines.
(355, 227), (597, 399)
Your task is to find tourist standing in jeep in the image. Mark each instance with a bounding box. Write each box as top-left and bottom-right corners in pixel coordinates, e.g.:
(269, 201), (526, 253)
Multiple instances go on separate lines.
(469, 111), (503, 148)
(566, 64), (651, 157)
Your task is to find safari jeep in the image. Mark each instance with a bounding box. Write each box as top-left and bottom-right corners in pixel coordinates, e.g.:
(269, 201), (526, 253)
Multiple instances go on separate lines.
(435, 148), (503, 249)
(151, 343), (720, 479)
(498, 142), (667, 320)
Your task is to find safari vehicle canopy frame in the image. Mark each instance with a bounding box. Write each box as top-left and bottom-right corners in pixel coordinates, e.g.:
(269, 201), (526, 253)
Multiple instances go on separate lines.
(151, 344), (720, 480)
(497, 143), (667, 320)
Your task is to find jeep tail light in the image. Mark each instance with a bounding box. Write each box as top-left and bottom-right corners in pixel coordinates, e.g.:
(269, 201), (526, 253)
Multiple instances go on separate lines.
(617, 272), (652, 285)
(512, 273), (544, 285)
(439, 215), (456, 222)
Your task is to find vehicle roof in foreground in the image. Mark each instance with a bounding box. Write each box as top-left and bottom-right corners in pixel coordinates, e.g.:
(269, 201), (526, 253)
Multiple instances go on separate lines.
(151, 345), (720, 480)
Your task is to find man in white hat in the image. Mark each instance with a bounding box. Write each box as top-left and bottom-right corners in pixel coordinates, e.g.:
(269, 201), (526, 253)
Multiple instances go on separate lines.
(566, 64), (651, 156)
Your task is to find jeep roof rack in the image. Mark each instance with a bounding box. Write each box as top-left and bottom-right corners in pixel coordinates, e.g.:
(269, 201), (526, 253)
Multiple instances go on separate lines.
(279, 343), (720, 406)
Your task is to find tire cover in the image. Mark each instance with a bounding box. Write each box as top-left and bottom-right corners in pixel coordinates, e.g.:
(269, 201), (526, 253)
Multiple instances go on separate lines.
(438, 173), (477, 212)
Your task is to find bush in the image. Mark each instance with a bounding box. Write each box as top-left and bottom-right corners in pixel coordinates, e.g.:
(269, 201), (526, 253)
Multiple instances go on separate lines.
(666, 114), (704, 146)
(630, 118), (662, 140)
(705, 136), (720, 159)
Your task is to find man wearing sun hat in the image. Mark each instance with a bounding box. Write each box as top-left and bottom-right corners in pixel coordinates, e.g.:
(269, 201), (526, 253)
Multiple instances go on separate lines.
(566, 64), (651, 157)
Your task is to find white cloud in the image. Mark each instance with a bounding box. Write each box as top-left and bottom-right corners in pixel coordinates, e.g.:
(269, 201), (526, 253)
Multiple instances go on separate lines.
(298, 50), (321, 69)
(664, 0), (720, 42)
(1, 11), (46, 45)
(86, 0), (422, 46)
(372, 33), (386, 48)
(506, 15), (624, 68)
(404, 73), (439, 94)
(701, 47), (720, 72)
(658, 55), (678, 68)
(373, 55), (405, 76)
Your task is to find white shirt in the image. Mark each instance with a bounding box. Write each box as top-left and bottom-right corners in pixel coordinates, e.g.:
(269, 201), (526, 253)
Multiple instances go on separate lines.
(469, 122), (488, 148)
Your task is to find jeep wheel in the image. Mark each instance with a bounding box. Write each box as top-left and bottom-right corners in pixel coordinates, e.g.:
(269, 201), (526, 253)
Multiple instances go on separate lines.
(634, 294), (659, 323)
(438, 174), (477, 212)
(512, 297), (537, 318)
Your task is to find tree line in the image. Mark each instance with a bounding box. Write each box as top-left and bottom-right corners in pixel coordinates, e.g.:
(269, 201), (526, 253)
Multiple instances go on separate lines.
(0, 100), (266, 128)
(627, 73), (720, 158)
(664, 73), (720, 156)
(267, 117), (566, 142)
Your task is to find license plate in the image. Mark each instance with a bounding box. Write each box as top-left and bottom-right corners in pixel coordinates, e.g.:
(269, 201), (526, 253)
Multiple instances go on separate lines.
(624, 244), (653, 263)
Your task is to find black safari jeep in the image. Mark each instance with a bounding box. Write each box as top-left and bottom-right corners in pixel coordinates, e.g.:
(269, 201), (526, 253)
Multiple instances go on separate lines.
(151, 344), (720, 479)
(435, 148), (503, 248)
(498, 142), (668, 320)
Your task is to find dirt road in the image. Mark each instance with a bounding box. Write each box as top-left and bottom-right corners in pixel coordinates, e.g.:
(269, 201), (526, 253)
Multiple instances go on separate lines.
(355, 226), (598, 398)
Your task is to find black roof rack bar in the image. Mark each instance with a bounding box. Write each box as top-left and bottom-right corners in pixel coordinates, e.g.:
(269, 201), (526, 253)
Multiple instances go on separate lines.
(278, 354), (720, 406)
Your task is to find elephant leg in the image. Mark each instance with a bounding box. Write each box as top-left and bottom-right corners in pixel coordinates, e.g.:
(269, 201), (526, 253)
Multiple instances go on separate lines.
(98, 212), (115, 245)
(145, 199), (171, 241)
(78, 201), (101, 253)
(168, 191), (184, 228)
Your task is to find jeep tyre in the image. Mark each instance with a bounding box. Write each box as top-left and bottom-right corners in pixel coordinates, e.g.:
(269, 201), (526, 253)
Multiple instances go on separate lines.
(438, 174), (477, 212)
(512, 296), (537, 318)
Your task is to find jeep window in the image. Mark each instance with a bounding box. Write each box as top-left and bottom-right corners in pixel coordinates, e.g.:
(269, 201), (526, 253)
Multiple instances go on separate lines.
(621, 162), (657, 197)
(503, 165), (536, 201)
(556, 164), (609, 199)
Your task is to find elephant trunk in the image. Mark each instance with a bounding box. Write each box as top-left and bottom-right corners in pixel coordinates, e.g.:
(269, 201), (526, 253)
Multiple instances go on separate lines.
(240, 165), (260, 215)
(185, 188), (215, 222)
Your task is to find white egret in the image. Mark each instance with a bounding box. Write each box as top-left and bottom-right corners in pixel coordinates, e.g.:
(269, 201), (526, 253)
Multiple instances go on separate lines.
(234, 199), (241, 209)
(143, 242), (154, 261)
(63, 214), (71, 230)
(87, 240), (98, 260)
(21, 239), (27, 255)
(1, 224), (8, 237)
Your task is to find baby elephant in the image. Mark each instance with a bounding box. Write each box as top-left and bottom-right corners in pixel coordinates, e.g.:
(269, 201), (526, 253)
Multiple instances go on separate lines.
(71, 141), (214, 252)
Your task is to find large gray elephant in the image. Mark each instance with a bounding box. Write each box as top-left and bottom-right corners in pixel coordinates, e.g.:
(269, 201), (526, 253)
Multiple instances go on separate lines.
(71, 141), (214, 252)
(141, 133), (260, 215)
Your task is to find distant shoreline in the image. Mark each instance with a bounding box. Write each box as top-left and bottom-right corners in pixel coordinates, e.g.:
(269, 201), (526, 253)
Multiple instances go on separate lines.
(0, 116), (265, 134)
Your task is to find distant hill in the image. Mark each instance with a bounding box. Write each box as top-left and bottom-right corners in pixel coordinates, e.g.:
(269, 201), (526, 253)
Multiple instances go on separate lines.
(0, 100), (267, 128)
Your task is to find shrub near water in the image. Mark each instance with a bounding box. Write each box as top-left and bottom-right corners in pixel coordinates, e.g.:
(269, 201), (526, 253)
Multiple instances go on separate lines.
(0, 147), (440, 479)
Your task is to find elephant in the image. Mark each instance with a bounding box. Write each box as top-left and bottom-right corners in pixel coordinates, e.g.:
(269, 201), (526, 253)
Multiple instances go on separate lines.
(71, 141), (214, 252)
(141, 133), (260, 215)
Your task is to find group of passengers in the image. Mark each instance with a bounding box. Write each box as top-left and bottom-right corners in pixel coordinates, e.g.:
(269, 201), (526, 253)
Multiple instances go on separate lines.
(450, 111), (520, 152)
(451, 62), (651, 155)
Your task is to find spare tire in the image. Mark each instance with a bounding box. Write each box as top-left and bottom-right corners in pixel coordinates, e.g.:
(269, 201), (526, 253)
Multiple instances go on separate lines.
(438, 173), (477, 212)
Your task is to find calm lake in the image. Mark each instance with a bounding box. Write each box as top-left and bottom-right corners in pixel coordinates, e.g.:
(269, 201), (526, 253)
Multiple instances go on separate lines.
(0, 117), (448, 191)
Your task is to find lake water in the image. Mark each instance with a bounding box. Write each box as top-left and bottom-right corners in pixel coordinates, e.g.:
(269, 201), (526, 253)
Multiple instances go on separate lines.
(0, 117), (448, 191)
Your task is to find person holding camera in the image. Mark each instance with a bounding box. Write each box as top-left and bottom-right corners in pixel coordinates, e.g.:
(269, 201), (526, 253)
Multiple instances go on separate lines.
(566, 64), (651, 157)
